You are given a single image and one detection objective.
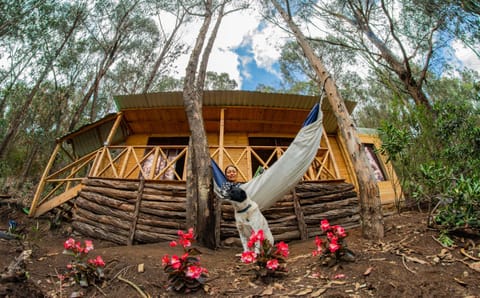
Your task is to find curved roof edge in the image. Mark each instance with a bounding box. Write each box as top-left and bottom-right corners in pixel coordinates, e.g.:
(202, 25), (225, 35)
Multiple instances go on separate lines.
(114, 90), (356, 112)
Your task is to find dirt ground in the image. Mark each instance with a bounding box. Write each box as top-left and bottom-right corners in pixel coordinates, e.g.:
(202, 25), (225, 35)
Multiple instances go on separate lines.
(0, 204), (479, 298)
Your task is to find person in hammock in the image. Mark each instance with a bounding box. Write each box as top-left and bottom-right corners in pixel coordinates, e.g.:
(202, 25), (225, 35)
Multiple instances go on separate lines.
(221, 165), (242, 195)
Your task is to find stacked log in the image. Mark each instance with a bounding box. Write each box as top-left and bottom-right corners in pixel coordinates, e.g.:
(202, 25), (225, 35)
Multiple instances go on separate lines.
(72, 178), (359, 246)
(220, 181), (359, 242)
(72, 178), (187, 245)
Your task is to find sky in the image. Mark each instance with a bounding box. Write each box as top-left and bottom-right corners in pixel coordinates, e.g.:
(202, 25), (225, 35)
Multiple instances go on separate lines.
(172, 7), (480, 91)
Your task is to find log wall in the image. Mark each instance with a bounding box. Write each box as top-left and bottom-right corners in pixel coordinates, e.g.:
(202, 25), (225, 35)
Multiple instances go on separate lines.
(72, 178), (359, 246)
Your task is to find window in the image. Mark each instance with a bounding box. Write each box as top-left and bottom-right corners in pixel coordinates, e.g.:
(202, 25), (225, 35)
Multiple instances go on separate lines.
(364, 144), (386, 181)
(141, 137), (189, 180)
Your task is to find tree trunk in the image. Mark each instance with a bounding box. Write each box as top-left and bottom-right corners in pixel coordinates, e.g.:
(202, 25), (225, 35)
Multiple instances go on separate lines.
(182, 0), (216, 248)
(271, 0), (384, 240)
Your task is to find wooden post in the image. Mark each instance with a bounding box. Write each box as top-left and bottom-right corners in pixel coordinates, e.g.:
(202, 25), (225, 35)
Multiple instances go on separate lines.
(105, 112), (123, 146)
(322, 129), (340, 178)
(29, 142), (61, 217)
(128, 177), (145, 245)
(292, 187), (308, 240)
(219, 108), (225, 169)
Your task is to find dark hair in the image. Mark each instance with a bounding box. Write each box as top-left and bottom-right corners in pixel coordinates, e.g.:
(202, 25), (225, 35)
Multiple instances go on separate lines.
(224, 164), (238, 175)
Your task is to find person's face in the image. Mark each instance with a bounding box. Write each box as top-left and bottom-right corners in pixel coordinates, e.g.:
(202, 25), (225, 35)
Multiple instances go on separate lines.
(225, 166), (238, 182)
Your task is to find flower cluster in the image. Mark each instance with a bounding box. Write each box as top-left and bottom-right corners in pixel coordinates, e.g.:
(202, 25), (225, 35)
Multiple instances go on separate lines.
(162, 228), (208, 293)
(240, 230), (289, 281)
(312, 219), (355, 266)
(59, 238), (105, 287)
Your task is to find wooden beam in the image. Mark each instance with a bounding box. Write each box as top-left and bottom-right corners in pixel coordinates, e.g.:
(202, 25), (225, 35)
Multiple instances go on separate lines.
(219, 109), (225, 170)
(105, 112), (124, 145)
(29, 143), (61, 217)
(32, 184), (84, 217)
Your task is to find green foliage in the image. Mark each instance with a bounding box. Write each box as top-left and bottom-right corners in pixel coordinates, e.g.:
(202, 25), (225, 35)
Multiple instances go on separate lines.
(435, 176), (480, 231)
(378, 72), (480, 234)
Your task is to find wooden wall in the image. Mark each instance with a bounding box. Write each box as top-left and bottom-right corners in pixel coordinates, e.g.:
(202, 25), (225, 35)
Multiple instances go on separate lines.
(72, 178), (359, 246)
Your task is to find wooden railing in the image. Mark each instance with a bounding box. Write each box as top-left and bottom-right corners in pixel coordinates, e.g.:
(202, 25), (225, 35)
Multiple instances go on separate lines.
(30, 144), (339, 217)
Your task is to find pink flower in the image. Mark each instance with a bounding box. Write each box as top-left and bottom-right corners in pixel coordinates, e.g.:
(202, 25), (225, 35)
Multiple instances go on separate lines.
(186, 265), (203, 279)
(88, 255), (105, 267)
(248, 229), (265, 245)
(275, 241), (289, 258)
(169, 241), (177, 247)
(74, 241), (83, 253)
(177, 228), (194, 247)
(170, 255), (182, 269)
(334, 226), (347, 237)
(240, 251), (257, 264)
(327, 231), (334, 239)
(162, 254), (170, 266)
(266, 259), (279, 270)
(84, 240), (94, 253)
(330, 236), (338, 245)
(320, 219), (330, 232)
(66, 264), (73, 269)
(314, 235), (322, 248)
(329, 242), (340, 253)
(64, 238), (75, 250)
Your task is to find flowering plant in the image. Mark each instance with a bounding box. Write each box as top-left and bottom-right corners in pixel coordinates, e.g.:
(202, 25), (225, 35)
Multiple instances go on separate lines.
(240, 229), (289, 281)
(162, 228), (208, 293)
(59, 238), (105, 287)
(312, 219), (355, 266)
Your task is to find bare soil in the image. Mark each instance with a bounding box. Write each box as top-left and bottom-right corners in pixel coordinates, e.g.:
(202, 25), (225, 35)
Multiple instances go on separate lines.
(1, 205), (479, 298)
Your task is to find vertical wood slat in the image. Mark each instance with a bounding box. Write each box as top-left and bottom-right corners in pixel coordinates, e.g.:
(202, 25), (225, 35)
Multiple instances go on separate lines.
(292, 188), (308, 240)
(128, 177), (145, 245)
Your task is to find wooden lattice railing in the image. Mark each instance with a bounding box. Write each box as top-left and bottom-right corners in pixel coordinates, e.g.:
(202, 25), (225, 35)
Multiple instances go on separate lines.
(29, 144), (339, 217)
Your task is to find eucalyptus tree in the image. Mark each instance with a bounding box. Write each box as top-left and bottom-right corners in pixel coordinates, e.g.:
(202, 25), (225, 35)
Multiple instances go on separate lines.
(103, 1), (190, 95)
(268, 0), (384, 240)
(292, 0), (479, 112)
(181, 0), (248, 247)
(0, 1), (85, 160)
(67, 0), (157, 131)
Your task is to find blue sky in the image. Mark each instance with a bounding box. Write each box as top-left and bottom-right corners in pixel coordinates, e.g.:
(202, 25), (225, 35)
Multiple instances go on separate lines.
(233, 42), (282, 91)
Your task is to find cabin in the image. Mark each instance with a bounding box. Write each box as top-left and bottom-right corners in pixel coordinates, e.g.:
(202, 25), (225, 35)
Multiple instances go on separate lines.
(29, 90), (401, 246)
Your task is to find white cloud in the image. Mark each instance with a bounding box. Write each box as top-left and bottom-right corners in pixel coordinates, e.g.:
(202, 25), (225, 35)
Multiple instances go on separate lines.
(452, 41), (480, 73)
(169, 6), (287, 89)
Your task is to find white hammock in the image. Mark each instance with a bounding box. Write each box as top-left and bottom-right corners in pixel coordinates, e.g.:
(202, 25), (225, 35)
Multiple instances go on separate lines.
(212, 102), (323, 210)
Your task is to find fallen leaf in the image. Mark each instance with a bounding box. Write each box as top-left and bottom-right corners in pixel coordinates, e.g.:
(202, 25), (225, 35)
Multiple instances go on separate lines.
(454, 277), (467, 286)
(295, 288), (313, 296)
(363, 266), (373, 276)
(469, 262), (480, 272)
(311, 288), (327, 297)
(260, 286), (273, 296)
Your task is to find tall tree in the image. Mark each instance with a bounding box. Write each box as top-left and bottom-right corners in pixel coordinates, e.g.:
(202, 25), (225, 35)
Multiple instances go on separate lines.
(0, 2), (84, 159)
(269, 0), (384, 240)
(182, 0), (246, 247)
(68, 0), (143, 131)
(294, 0), (479, 111)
